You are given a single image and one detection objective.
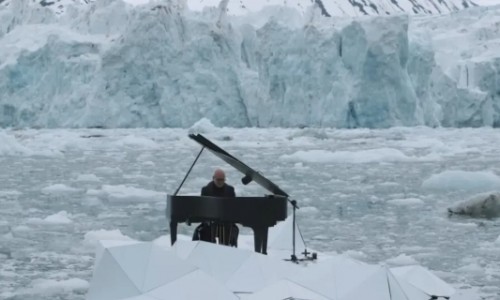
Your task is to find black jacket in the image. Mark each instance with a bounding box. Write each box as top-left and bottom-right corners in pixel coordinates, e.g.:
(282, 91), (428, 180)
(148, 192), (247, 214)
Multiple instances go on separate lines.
(195, 181), (238, 246)
(201, 181), (235, 197)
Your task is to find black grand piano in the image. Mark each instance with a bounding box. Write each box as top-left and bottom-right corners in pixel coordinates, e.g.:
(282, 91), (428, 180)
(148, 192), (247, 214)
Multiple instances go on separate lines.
(167, 134), (289, 254)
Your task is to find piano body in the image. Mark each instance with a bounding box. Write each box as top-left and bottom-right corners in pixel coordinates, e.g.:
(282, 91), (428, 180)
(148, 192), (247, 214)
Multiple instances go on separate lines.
(167, 134), (289, 254)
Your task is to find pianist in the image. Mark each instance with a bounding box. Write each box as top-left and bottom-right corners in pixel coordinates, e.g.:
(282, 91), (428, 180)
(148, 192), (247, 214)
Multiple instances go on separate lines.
(202, 168), (235, 197)
(192, 168), (239, 246)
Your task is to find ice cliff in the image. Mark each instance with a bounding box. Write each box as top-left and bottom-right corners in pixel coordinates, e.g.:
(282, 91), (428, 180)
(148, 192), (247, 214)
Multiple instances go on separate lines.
(0, 0), (482, 16)
(0, 0), (499, 128)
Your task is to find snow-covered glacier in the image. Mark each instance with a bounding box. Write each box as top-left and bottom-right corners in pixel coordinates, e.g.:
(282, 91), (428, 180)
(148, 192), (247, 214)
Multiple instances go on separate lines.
(0, 0), (499, 128)
(0, 0), (487, 16)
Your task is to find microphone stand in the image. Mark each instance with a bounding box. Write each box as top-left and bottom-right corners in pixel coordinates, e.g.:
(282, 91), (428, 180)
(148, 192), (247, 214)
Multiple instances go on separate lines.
(289, 199), (299, 262)
(286, 198), (317, 264)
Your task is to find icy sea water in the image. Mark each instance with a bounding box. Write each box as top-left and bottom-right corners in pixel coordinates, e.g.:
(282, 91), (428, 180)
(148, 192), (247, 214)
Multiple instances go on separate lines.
(0, 127), (499, 299)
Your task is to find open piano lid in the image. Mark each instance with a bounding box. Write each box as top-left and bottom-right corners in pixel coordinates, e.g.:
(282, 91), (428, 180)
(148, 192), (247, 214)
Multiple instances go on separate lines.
(189, 133), (289, 197)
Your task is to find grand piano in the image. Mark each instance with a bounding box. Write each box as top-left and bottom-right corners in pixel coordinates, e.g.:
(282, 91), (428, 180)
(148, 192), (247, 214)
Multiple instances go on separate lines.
(167, 134), (289, 254)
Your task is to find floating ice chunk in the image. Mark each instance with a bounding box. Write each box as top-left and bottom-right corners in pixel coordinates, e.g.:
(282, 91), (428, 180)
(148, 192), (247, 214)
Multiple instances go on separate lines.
(86, 189), (106, 197)
(188, 118), (218, 135)
(449, 287), (484, 300)
(94, 166), (122, 175)
(280, 148), (402, 164)
(75, 174), (100, 182)
(387, 198), (424, 206)
(452, 222), (477, 228)
(300, 206), (319, 213)
(30, 278), (89, 295)
(12, 225), (30, 232)
(0, 220), (10, 235)
(101, 184), (165, 203)
(113, 135), (160, 149)
(41, 184), (80, 194)
(455, 263), (484, 276)
(343, 250), (369, 260)
(141, 161), (155, 167)
(448, 192), (500, 218)
(0, 190), (21, 196)
(43, 211), (73, 224)
(422, 170), (500, 193)
(82, 196), (102, 206)
(385, 254), (418, 266)
(280, 148), (437, 164)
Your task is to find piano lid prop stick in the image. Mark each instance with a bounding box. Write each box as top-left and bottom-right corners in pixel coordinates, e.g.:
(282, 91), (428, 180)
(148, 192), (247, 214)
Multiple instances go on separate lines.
(173, 146), (205, 196)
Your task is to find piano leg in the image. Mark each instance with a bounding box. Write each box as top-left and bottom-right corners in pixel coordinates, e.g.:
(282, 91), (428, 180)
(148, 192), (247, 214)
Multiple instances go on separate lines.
(170, 221), (178, 245)
(253, 227), (269, 255)
(262, 227), (268, 254)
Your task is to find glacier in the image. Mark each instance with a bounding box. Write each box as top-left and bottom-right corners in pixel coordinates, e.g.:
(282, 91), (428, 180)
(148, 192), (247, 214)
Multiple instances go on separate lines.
(0, 0), (499, 128)
(0, 0), (487, 16)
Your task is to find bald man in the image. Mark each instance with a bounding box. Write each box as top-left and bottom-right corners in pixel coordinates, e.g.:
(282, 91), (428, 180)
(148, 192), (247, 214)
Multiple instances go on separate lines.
(193, 168), (238, 246)
(201, 168), (236, 197)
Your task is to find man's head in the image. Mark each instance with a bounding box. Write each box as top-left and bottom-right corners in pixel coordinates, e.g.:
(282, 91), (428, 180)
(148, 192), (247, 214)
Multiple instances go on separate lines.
(212, 168), (226, 188)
